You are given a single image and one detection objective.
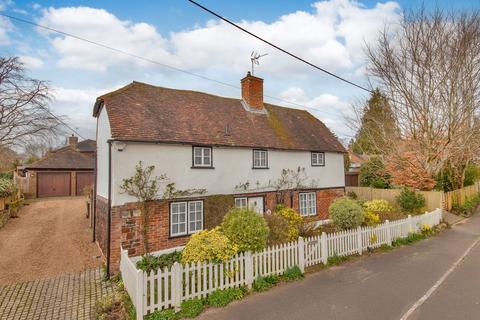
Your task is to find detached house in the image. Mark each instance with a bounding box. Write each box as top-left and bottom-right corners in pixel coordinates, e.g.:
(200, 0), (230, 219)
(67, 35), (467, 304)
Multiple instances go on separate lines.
(93, 73), (346, 271)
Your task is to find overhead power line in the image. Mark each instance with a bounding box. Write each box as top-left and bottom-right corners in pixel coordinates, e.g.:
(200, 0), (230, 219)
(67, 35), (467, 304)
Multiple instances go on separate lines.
(0, 12), (348, 121)
(188, 0), (373, 94)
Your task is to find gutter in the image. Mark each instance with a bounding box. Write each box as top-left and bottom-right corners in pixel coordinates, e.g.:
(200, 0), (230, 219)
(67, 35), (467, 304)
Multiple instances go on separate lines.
(92, 142), (98, 243)
(106, 140), (112, 278)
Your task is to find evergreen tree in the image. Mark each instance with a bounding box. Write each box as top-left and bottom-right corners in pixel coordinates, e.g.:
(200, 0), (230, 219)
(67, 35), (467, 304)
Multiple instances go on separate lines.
(352, 89), (398, 155)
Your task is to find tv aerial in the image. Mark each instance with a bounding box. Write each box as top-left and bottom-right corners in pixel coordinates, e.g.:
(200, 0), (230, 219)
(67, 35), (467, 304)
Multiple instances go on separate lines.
(250, 51), (268, 75)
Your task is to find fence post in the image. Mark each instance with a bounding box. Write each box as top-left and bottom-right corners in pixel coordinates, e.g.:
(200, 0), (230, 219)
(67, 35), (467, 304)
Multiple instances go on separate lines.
(298, 237), (305, 273)
(408, 214), (413, 233)
(245, 251), (254, 289)
(135, 269), (144, 320)
(357, 226), (362, 255)
(386, 220), (392, 245)
(171, 262), (183, 312)
(320, 232), (328, 264)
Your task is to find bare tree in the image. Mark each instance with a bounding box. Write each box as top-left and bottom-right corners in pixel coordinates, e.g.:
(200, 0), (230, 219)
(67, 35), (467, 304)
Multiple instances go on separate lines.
(365, 7), (480, 189)
(0, 56), (63, 148)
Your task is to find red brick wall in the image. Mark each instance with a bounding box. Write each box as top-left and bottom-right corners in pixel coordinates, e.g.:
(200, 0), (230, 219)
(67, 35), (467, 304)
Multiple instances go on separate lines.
(97, 187), (344, 272)
(241, 73), (264, 110)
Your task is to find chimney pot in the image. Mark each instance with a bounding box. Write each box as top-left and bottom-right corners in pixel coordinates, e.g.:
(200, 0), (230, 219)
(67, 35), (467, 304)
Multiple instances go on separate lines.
(241, 72), (264, 110)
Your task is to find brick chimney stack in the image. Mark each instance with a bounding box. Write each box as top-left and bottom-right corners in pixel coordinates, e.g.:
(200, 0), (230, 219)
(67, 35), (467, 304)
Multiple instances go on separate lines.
(241, 72), (264, 110)
(68, 134), (78, 149)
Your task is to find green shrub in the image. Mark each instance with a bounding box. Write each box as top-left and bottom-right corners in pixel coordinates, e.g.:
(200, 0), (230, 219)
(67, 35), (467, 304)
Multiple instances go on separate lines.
(265, 213), (290, 245)
(180, 298), (204, 318)
(207, 287), (245, 307)
(182, 227), (238, 264)
(274, 206), (303, 241)
(0, 172), (13, 180)
(221, 208), (269, 252)
(0, 178), (16, 197)
(158, 251), (182, 269)
(252, 275), (279, 292)
(346, 191), (358, 200)
(329, 197), (364, 230)
(136, 254), (160, 273)
(359, 157), (392, 189)
(463, 163), (480, 187)
(327, 254), (350, 266)
(137, 251), (182, 273)
(392, 233), (425, 246)
(282, 265), (303, 281)
(145, 308), (178, 320)
(396, 188), (425, 214)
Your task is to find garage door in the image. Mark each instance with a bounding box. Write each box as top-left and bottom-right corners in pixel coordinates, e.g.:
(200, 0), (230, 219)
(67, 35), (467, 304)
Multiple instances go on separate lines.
(37, 172), (71, 198)
(76, 172), (94, 196)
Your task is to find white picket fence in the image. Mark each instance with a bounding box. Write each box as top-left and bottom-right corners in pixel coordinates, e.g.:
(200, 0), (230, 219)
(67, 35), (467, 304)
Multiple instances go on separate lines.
(121, 209), (442, 320)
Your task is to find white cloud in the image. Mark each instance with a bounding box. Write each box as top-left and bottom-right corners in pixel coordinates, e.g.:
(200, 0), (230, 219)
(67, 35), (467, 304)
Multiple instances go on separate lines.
(38, 7), (176, 72)
(50, 86), (115, 139)
(37, 1), (401, 75)
(279, 86), (353, 137)
(19, 55), (44, 69)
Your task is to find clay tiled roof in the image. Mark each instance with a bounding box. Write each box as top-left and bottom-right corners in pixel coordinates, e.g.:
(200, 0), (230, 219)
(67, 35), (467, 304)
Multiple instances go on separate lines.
(77, 139), (96, 152)
(93, 81), (346, 153)
(25, 147), (94, 170)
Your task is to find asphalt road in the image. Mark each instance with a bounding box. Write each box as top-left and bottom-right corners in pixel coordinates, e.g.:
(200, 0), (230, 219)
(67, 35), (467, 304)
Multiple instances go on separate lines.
(199, 213), (480, 320)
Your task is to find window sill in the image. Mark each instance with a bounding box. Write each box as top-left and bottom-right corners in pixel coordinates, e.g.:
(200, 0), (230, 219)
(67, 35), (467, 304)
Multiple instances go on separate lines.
(252, 167), (269, 170)
(191, 166), (215, 169)
(311, 164), (325, 167)
(168, 233), (192, 240)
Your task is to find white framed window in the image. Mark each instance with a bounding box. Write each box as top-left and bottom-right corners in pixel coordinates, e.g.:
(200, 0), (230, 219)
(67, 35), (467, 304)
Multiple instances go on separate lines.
(253, 149), (268, 168)
(170, 202), (187, 236)
(311, 152), (325, 166)
(235, 197), (248, 209)
(299, 192), (317, 216)
(188, 201), (203, 233)
(193, 146), (212, 167)
(170, 200), (203, 237)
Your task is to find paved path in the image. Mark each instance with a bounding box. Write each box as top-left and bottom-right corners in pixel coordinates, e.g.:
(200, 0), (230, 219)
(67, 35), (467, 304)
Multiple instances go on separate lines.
(0, 268), (113, 320)
(0, 197), (102, 284)
(199, 213), (480, 320)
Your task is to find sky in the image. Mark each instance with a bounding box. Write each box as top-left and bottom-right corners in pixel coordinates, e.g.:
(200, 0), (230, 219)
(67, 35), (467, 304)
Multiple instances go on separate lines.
(1, 0), (479, 145)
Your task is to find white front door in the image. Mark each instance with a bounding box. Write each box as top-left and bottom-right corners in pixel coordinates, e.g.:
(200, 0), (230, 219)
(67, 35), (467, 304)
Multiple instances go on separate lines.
(248, 197), (264, 214)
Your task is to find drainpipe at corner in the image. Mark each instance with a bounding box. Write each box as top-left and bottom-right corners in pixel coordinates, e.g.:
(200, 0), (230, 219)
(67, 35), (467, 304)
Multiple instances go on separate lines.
(106, 140), (112, 278)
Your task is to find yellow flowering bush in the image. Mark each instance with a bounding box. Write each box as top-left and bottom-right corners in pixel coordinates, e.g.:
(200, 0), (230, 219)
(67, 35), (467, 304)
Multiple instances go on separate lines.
(274, 206), (303, 241)
(363, 199), (392, 226)
(363, 200), (393, 213)
(421, 224), (433, 236)
(181, 227), (238, 264)
(364, 211), (381, 226)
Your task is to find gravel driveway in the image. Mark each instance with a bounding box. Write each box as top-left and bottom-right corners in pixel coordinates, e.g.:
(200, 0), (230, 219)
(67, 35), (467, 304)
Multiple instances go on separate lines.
(0, 197), (102, 284)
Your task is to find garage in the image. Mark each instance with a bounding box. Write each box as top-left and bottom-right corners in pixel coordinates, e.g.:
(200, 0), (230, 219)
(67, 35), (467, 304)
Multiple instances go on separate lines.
(76, 172), (94, 195)
(37, 172), (71, 198)
(23, 136), (96, 199)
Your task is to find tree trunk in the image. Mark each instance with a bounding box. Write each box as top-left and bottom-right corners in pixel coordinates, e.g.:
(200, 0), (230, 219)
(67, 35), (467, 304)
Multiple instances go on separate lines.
(140, 202), (149, 255)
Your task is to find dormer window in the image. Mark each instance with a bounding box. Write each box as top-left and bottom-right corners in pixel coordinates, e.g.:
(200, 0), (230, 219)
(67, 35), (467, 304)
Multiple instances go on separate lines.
(192, 146), (212, 168)
(311, 152), (325, 166)
(253, 149), (268, 169)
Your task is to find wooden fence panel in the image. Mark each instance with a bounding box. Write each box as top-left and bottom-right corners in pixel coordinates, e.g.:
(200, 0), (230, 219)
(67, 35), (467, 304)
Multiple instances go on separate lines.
(345, 187), (442, 211)
(444, 182), (480, 211)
